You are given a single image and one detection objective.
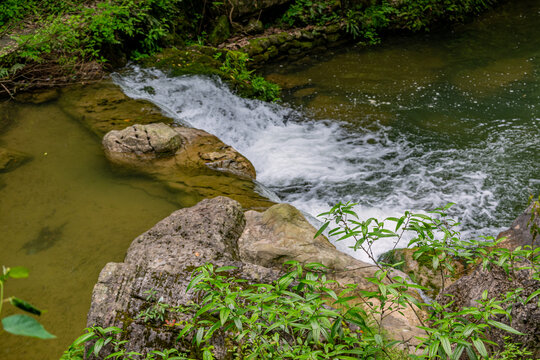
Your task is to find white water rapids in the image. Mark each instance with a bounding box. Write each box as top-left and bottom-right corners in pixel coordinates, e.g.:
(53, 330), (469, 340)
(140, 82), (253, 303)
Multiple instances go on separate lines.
(113, 67), (530, 262)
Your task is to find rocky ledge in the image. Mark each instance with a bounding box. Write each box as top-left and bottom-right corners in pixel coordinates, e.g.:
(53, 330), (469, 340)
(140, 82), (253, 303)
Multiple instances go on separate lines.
(103, 122), (256, 180)
(87, 197), (424, 358)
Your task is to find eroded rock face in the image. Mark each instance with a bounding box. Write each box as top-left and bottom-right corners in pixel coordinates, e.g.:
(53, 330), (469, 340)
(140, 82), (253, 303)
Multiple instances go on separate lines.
(102, 123), (256, 180)
(437, 263), (540, 357)
(87, 197), (283, 358)
(497, 203), (539, 250)
(87, 198), (425, 357)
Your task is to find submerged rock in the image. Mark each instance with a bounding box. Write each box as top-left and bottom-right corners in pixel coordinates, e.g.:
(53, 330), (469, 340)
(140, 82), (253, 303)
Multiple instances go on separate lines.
(14, 88), (60, 104)
(0, 147), (32, 173)
(58, 82), (173, 137)
(452, 57), (533, 95)
(102, 123), (256, 180)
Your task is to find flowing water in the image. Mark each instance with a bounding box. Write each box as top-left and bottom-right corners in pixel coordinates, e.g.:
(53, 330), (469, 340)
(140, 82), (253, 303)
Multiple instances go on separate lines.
(0, 0), (539, 359)
(114, 0), (539, 262)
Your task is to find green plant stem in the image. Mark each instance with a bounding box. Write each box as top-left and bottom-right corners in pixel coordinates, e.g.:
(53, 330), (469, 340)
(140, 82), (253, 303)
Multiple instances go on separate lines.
(0, 280), (4, 315)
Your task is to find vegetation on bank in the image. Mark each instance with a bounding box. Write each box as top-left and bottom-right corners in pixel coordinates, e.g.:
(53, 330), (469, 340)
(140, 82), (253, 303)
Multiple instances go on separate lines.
(1, 0), (499, 101)
(57, 197), (539, 360)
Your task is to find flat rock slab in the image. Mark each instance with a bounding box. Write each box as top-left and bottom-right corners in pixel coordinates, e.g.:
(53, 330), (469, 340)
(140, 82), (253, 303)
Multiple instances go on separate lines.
(58, 81), (173, 137)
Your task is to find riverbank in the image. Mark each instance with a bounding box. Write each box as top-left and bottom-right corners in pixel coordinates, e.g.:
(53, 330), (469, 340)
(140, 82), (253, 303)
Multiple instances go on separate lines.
(1, 0), (502, 100)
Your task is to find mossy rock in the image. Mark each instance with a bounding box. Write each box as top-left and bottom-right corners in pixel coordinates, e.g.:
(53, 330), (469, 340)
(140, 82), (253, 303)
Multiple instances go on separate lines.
(144, 46), (225, 78)
(57, 81), (174, 137)
(208, 15), (231, 46)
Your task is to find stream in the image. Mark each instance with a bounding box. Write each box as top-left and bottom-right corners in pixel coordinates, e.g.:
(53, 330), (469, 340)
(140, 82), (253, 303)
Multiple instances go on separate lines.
(0, 0), (539, 358)
(114, 0), (539, 262)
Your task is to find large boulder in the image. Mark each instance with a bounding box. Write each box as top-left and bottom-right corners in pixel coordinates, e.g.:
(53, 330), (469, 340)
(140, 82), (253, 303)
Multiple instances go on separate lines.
(238, 203), (426, 345)
(497, 203), (539, 250)
(102, 123), (256, 180)
(87, 197), (283, 358)
(87, 198), (426, 357)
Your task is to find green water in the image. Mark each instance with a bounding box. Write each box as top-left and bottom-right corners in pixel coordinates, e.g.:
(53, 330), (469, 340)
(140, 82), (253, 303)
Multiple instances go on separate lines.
(264, 0), (539, 232)
(0, 101), (180, 359)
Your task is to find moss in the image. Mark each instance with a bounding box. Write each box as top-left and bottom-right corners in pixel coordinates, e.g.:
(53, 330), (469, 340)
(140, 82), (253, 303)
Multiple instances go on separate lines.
(266, 45), (279, 58)
(208, 15), (231, 46)
(144, 46), (225, 78)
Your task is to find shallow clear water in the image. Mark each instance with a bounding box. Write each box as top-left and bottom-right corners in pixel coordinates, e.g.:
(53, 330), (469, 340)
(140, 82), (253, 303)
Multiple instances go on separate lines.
(0, 102), (179, 359)
(116, 0), (539, 262)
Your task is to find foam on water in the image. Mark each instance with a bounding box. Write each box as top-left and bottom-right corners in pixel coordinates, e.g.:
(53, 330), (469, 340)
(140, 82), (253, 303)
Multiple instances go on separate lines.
(113, 67), (529, 263)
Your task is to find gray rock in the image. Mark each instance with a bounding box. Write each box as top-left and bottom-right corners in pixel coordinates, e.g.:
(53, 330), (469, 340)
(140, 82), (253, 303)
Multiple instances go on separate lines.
(102, 123), (256, 180)
(86, 197), (282, 358)
(437, 262), (540, 357)
(87, 198), (426, 357)
(103, 123), (182, 157)
(497, 203), (539, 249)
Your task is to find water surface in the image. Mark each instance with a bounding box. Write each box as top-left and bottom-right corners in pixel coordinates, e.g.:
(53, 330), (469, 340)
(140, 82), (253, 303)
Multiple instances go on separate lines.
(116, 0), (539, 262)
(0, 102), (179, 359)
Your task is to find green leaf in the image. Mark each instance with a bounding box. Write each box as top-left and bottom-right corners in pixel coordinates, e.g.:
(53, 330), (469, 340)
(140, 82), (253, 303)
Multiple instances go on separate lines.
(472, 338), (487, 358)
(2, 314), (55, 339)
(432, 256), (439, 270)
(8, 267), (29, 279)
(187, 272), (205, 292)
(440, 335), (452, 357)
(216, 266), (237, 273)
(487, 320), (525, 335)
(525, 289), (540, 304)
(374, 334), (383, 346)
(219, 308), (230, 325)
(195, 328), (204, 346)
(314, 221), (329, 239)
(9, 297), (42, 315)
